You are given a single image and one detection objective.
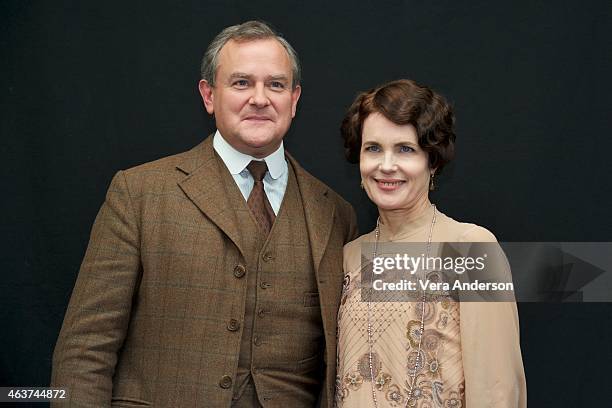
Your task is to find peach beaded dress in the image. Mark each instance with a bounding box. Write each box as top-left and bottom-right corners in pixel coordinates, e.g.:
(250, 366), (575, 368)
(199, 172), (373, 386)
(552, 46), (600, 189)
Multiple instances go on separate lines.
(335, 206), (527, 408)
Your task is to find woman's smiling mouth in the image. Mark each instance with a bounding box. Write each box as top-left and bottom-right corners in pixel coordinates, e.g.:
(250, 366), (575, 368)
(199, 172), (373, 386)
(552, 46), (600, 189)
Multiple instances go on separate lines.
(374, 178), (406, 191)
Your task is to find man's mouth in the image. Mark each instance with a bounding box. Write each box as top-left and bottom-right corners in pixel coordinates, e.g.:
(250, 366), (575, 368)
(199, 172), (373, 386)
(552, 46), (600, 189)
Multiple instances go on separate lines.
(243, 115), (272, 122)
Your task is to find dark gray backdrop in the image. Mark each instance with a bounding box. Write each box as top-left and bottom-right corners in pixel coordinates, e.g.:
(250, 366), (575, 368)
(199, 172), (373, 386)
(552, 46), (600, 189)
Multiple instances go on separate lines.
(2, 0), (611, 406)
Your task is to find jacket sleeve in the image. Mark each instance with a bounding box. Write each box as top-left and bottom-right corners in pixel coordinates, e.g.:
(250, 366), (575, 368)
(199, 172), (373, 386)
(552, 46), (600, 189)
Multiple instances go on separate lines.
(343, 201), (359, 244)
(50, 171), (141, 407)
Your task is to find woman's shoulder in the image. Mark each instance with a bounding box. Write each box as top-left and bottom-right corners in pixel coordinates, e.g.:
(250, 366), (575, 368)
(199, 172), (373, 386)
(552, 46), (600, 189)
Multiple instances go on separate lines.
(437, 212), (498, 242)
(343, 230), (375, 256)
(342, 230), (377, 274)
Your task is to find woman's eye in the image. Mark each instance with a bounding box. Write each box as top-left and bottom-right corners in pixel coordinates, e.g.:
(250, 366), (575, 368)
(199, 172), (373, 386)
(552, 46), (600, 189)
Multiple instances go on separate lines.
(365, 145), (380, 152)
(399, 145), (415, 153)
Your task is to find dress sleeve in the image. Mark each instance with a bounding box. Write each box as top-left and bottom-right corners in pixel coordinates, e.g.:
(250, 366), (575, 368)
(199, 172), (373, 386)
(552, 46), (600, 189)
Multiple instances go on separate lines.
(343, 238), (361, 275)
(459, 225), (527, 407)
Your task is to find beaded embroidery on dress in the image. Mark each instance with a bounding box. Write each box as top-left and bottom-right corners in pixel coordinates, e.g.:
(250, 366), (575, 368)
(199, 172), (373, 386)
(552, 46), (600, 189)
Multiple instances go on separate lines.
(335, 208), (466, 408)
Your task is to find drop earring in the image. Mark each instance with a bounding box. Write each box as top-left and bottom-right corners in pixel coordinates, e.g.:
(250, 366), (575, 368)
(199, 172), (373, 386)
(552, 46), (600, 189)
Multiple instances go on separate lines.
(429, 173), (435, 191)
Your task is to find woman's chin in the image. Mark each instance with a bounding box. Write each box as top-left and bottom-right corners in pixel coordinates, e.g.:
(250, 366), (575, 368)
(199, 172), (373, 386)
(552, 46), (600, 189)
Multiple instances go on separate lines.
(371, 200), (403, 211)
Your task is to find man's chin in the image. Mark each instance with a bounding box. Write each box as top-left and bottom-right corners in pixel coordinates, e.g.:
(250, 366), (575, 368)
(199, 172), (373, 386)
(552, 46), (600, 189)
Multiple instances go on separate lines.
(239, 129), (281, 145)
(234, 135), (281, 157)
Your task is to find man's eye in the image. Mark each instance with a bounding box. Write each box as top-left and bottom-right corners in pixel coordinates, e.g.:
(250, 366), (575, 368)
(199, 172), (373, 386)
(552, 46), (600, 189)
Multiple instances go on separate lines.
(270, 81), (285, 89)
(399, 145), (415, 153)
(233, 80), (249, 88)
(365, 145), (380, 152)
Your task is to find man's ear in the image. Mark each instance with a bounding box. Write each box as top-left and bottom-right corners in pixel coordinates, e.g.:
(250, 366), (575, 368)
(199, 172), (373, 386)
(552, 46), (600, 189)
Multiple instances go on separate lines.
(290, 85), (302, 118)
(198, 80), (215, 114)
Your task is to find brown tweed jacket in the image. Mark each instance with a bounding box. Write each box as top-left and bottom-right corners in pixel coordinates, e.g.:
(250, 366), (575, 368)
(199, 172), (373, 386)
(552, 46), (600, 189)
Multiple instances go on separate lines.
(51, 136), (358, 407)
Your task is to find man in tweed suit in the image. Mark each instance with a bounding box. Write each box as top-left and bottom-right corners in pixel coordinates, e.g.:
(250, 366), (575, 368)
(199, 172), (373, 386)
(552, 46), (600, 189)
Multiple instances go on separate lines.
(51, 21), (357, 407)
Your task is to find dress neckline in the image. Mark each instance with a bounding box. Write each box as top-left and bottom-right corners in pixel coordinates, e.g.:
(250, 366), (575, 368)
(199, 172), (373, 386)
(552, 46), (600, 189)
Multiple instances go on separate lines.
(378, 204), (438, 242)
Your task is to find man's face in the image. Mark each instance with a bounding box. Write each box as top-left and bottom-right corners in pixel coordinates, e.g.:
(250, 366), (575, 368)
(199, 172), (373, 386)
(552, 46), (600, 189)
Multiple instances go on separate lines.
(199, 38), (301, 158)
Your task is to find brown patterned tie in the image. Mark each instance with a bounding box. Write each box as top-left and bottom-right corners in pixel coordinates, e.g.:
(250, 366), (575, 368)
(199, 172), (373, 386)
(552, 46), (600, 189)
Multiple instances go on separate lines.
(246, 160), (276, 234)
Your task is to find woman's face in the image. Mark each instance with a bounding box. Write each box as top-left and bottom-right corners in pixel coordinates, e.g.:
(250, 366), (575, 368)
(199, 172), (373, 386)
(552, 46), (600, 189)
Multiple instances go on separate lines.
(359, 113), (432, 212)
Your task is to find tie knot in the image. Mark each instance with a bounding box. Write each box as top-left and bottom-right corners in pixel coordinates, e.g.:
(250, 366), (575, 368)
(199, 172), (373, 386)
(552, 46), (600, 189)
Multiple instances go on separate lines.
(247, 160), (268, 182)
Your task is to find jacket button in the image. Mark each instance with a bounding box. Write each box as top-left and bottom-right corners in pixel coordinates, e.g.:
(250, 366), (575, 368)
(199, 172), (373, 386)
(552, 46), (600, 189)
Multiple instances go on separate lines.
(233, 264), (246, 278)
(227, 319), (240, 331)
(257, 309), (266, 318)
(253, 336), (262, 346)
(219, 375), (232, 389)
(262, 252), (274, 262)
(260, 282), (270, 289)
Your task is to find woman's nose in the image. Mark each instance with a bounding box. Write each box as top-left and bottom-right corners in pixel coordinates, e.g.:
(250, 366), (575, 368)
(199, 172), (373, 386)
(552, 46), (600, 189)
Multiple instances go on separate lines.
(379, 153), (397, 172)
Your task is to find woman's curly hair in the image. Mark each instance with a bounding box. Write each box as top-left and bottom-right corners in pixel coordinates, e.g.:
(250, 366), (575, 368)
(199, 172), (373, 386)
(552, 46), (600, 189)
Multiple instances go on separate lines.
(340, 79), (456, 173)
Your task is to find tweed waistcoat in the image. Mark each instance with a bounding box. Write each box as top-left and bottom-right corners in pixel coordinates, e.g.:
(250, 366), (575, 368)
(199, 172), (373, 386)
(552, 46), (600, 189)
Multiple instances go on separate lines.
(215, 155), (323, 406)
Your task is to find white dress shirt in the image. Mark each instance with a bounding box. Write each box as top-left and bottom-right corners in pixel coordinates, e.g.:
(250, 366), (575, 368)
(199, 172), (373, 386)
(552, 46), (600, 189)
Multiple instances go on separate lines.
(212, 130), (288, 215)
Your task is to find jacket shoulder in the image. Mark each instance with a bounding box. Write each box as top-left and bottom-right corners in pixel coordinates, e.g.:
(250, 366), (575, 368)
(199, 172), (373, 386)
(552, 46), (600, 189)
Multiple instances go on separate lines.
(116, 139), (210, 191)
(289, 156), (352, 209)
(123, 143), (203, 176)
(302, 169), (354, 218)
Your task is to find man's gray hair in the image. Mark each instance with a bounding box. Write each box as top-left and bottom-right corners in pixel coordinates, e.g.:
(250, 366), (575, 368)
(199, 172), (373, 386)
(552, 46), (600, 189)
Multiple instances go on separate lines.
(201, 20), (301, 89)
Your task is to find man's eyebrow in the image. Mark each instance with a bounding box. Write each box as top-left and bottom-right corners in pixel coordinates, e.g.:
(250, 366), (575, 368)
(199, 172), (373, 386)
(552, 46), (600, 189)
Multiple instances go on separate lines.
(227, 72), (252, 80)
(267, 74), (289, 81)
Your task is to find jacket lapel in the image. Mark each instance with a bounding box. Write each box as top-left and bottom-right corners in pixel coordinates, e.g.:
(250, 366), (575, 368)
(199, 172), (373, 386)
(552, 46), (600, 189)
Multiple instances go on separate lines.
(287, 154), (340, 408)
(176, 140), (336, 270)
(176, 136), (246, 256)
(286, 153), (335, 274)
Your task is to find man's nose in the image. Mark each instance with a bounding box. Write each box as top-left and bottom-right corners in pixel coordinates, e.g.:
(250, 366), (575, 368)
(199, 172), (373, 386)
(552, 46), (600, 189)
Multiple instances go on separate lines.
(249, 83), (270, 108)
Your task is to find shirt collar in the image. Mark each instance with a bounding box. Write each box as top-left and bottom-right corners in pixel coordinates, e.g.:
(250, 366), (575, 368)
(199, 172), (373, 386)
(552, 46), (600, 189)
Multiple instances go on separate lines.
(212, 130), (287, 179)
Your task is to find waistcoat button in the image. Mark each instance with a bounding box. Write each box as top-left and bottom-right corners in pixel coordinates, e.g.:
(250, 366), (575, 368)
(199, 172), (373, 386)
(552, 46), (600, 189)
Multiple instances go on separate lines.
(233, 264), (246, 278)
(227, 319), (240, 331)
(262, 252), (274, 262)
(219, 375), (232, 389)
(257, 309), (266, 318)
(260, 282), (271, 289)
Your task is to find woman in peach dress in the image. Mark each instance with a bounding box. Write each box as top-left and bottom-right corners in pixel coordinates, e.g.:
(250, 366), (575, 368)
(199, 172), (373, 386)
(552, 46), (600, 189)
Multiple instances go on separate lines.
(335, 79), (526, 407)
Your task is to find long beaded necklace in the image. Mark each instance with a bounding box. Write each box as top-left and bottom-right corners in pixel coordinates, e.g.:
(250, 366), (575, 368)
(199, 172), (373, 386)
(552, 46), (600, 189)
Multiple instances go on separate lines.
(366, 204), (437, 408)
